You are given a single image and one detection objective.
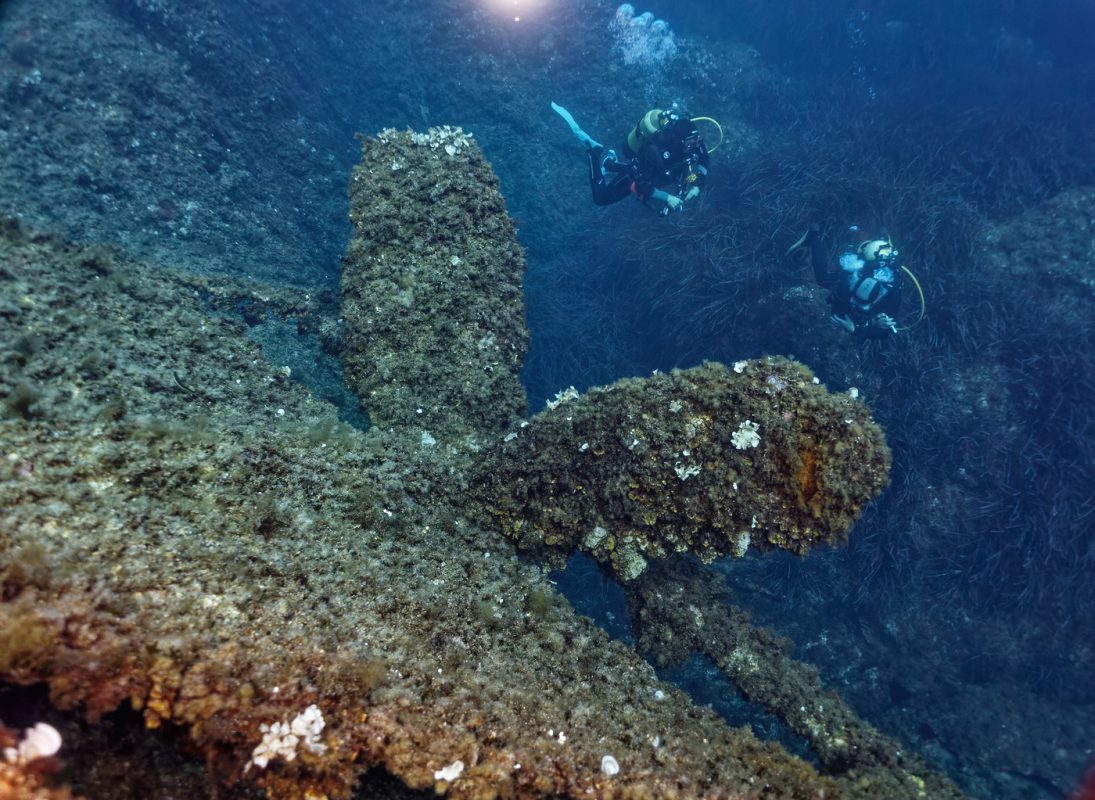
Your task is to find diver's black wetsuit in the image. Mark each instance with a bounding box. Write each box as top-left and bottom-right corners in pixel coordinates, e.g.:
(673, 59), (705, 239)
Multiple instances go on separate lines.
(633, 121), (709, 203)
(587, 146), (635, 206)
(808, 234), (901, 339)
(587, 119), (709, 207)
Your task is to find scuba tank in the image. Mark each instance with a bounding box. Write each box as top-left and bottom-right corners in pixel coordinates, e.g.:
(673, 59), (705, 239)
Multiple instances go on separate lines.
(626, 108), (725, 157)
(626, 108), (676, 156)
(628, 108), (699, 193)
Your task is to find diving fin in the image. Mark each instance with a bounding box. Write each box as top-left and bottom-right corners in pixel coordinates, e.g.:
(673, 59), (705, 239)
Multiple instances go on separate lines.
(785, 225), (819, 257)
(551, 101), (602, 150)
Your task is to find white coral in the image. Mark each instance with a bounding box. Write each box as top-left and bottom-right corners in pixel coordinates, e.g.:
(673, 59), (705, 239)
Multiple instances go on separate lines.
(546, 385), (579, 410)
(408, 125), (474, 154)
(674, 462), (701, 480)
(731, 420), (760, 450)
(290, 704), (327, 755)
(434, 759), (464, 782)
(249, 721), (297, 770)
(3, 722), (62, 764)
(601, 753), (621, 776)
(247, 704), (327, 771)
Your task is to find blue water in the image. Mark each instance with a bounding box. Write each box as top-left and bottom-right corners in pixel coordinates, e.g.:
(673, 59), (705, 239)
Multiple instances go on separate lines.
(2, 0), (1093, 797)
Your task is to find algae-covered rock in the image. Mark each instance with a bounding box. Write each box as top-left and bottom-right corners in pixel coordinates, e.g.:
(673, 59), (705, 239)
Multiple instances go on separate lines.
(473, 358), (891, 581)
(341, 126), (529, 442)
(0, 221), (852, 800)
(0, 123), (949, 800)
(627, 560), (966, 799)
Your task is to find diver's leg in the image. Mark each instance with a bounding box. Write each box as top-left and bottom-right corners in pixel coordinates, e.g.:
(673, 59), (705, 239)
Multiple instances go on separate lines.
(587, 147), (612, 204)
(787, 225), (832, 285)
(809, 232), (831, 287)
(587, 149), (633, 206)
(552, 101), (602, 150)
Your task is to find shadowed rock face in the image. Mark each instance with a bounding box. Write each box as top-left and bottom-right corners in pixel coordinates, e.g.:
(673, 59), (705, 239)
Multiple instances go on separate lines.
(0, 129), (956, 800)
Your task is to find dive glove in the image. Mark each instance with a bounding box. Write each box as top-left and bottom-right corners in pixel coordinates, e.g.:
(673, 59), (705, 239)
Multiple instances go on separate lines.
(874, 313), (897, 333)
(830, 314), (856, 333)
(652, 188), (684, 213)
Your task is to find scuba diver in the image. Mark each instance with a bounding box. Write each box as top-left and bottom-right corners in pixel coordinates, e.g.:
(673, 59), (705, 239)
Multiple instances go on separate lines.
(787, 224), (923, 338)
(551, 102), (718, 215)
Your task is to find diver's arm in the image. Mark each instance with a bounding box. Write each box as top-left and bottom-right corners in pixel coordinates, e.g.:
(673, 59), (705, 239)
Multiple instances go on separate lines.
(651, 188), (683, 211)
(634, 171), (657, 201)
(812, 242), (832, 287)
(634, 142), (663, 201)
(859, 285), (902, 337)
